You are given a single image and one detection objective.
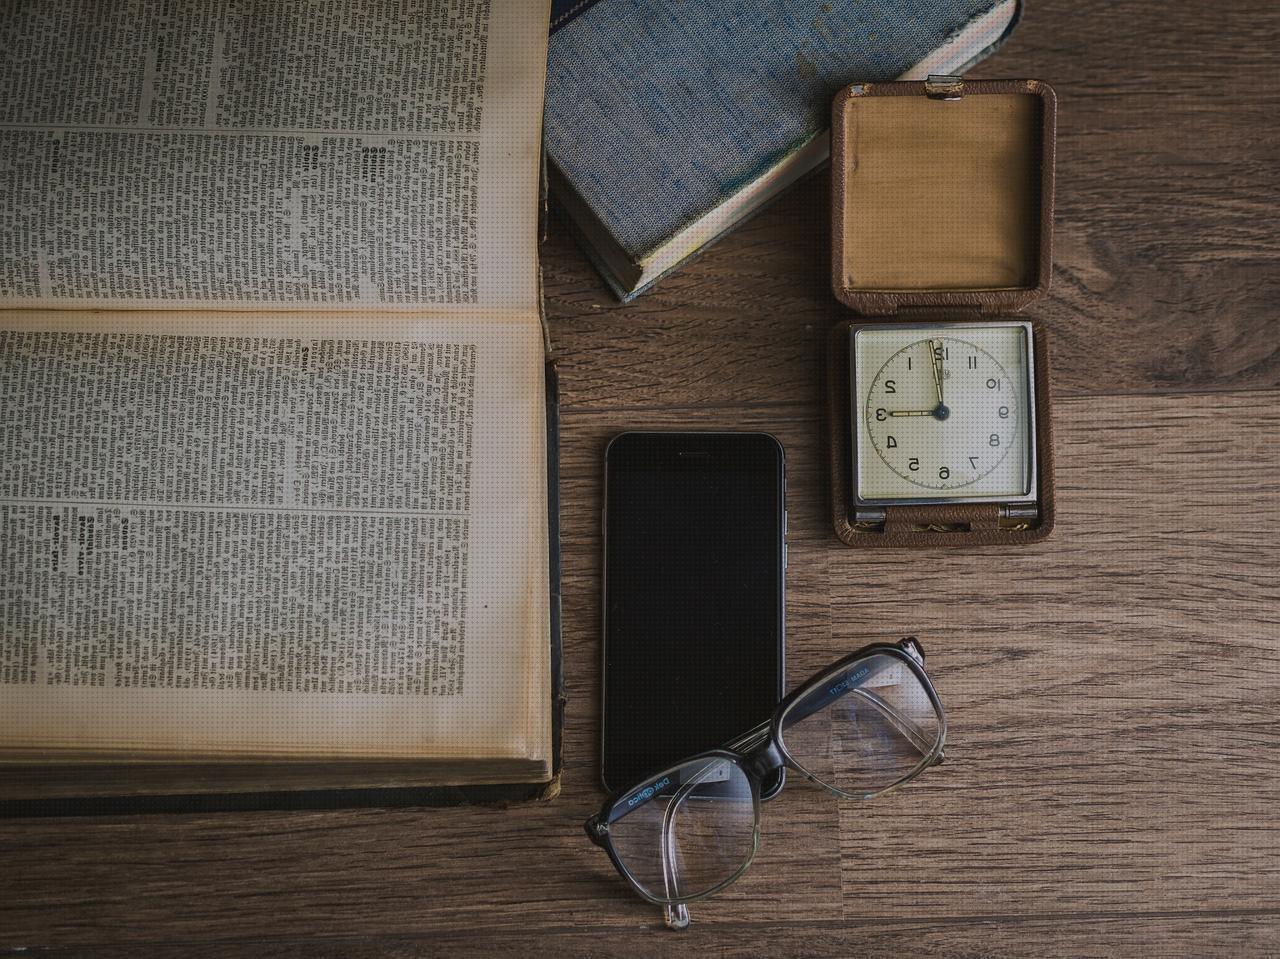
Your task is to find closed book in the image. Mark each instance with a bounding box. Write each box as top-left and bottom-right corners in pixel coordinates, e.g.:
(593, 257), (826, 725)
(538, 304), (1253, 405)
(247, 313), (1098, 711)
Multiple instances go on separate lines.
(545, 0), (1022, 300)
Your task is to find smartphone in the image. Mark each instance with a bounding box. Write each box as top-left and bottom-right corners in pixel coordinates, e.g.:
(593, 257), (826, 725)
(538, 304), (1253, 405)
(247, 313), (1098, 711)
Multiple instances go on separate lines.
(602, 431), (786, 798)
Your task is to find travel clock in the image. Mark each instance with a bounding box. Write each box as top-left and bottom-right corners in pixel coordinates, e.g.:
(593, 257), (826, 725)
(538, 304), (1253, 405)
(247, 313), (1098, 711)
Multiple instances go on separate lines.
(827, 76), (1057, 546)
(849, 320), (1038, 527)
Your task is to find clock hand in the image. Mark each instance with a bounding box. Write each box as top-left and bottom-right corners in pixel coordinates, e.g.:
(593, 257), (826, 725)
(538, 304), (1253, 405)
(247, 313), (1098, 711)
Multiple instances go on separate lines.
(888, 406), (952, 420)
(929, 339), (944, 407)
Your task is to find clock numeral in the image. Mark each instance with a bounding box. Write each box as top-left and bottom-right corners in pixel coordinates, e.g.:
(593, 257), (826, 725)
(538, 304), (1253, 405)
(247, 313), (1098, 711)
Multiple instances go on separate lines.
(875, 408), (887, 421)
(908, 457), (920, 472)
(989, 433), (1000, 447)
(884, 379), (896, 394)
(906, 356), (912, 371)
(986, 377), (1000, 390)
(933, 345), (949, 361)
(998, 405), (1009, 419)
(939, 466), (950, 480)
(968, 355), (978, 370)
(969, 456), (979, 469)
(886, 435), (897, 449)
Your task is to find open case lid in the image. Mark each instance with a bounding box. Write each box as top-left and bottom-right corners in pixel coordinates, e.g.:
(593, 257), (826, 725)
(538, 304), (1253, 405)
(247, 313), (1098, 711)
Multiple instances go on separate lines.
(831, 77), (1056, 316)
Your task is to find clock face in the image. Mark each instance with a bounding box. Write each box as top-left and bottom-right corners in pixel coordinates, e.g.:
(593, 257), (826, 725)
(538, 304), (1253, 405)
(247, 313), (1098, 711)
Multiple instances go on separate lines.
(852, 324), (1035, 503)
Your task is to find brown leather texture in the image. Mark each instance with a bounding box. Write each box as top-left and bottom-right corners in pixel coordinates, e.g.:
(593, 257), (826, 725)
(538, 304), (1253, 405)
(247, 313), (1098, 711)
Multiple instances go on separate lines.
(826, 318), (1055, 548)
(883, 503), (1003, 533)
(830, 78), (1057, 318)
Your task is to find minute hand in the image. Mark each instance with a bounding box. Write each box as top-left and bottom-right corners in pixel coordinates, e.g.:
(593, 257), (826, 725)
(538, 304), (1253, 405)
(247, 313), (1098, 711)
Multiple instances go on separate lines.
(888, 409), (935, 417)
(929, 339), (944, 406)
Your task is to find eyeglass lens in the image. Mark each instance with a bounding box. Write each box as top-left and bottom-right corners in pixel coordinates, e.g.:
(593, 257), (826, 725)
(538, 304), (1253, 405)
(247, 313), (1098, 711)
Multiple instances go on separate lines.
(779, 652), (942, 799)
(605, 754), (757, 903)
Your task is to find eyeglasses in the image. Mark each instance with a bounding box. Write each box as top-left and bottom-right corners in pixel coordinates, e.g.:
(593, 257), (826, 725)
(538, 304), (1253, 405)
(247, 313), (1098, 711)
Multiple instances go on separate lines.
(584, 639), (946, 929)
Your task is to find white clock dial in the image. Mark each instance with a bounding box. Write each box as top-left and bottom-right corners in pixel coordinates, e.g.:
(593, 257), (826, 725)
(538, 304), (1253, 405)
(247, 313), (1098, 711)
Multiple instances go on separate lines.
(853, 324), (1034, 502)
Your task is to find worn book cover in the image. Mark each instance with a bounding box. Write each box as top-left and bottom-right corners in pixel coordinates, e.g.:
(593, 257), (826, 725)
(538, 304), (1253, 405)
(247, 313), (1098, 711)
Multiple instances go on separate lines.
(545, 0), (1023, 300)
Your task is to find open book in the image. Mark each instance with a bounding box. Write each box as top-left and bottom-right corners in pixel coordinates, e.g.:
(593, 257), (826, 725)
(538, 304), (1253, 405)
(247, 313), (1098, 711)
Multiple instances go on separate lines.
(0, 2), (559, 810)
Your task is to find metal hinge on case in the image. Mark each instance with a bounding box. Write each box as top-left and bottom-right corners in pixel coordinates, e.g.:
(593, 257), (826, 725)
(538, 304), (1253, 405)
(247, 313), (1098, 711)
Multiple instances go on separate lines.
(998, 504), (1040, 529)
(854, 503), (1038, 530)
(925, 75), (965, 100)
(853, 506), (886, 526)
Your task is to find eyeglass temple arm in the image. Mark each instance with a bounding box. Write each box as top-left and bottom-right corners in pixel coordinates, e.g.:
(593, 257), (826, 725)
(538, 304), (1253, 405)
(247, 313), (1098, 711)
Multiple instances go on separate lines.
(781, 657), (900, 727)
(847, 688), (938, 756)
(720, 642), (931, 757)
(659, 789), (685, 930)
(659, 760), (726, 931)
(781, 674), (938, 758)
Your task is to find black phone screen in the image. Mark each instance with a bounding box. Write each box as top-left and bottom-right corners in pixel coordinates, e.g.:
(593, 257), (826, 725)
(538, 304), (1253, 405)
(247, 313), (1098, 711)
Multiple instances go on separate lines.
(602, 432), (784, 794)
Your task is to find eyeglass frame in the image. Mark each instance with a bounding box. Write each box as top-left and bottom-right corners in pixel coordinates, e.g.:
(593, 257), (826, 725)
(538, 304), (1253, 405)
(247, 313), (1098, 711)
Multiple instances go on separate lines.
(584, 638), (947, 912)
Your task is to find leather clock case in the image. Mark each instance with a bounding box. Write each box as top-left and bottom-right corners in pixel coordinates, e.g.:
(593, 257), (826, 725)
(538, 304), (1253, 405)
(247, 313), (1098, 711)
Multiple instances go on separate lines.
(828, 77), (1057, 547)
(828, 317), (1055, 547)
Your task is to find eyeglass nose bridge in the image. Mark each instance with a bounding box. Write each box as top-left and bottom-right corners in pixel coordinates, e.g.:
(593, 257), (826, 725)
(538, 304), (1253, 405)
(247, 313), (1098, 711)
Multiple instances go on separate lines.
(744, 736), (787, 783)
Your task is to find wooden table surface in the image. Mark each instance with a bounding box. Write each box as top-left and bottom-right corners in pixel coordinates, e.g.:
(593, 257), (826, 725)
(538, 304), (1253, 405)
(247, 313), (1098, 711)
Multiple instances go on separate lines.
(3, 0), (1277, 955)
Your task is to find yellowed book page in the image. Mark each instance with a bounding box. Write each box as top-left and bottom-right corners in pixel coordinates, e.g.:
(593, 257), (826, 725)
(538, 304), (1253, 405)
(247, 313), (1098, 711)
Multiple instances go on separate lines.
(0, 1), (547, 313)
(0, 309), (549, 766)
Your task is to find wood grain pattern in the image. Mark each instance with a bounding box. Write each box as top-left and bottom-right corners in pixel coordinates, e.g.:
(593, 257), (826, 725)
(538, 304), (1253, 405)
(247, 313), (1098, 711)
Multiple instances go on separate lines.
(12, 916), (1280, 959)
(2, 0), (1277, 955)
(2, 392), (1276, 956)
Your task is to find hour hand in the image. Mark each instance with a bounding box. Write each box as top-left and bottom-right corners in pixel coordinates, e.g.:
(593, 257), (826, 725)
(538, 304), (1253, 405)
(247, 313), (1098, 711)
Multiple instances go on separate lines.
(889, 406), (951, 420)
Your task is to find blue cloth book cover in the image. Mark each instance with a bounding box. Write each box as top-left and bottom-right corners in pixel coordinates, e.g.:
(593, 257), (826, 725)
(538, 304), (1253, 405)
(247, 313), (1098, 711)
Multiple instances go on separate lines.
(545, 0), (1022, 300)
